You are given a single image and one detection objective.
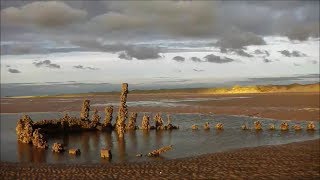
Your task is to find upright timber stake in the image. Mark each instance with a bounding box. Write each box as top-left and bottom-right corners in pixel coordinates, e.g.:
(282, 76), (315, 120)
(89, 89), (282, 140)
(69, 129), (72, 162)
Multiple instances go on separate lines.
(116, 83), (129, 138)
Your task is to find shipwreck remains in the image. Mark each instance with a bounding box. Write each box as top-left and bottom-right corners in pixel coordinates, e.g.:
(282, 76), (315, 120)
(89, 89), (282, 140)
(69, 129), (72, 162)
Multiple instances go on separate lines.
(191, 124), (199, 130)
(116, 83), (129, 138)
(154, 113), (164, 130)
(126, 112), (138, 130)
(307, 121), (315, 131)
(215, 123), (224, 130)
(101, 149), (112, 159)
(52, 143), (64, 153)
(293, 124), (302, 131)
(269, 123), (276, 130)
(32, 128), (48, 149)
(203, 122), (210, 130)
(104, 105), (113, 129)
(141, 114), (151, 130)
(69, 148), (81, 155)
(241, 123), (250, 130)
(280, 122), (289, 131)
(80, 100), (90, 120)
(254, 121), (262, 131)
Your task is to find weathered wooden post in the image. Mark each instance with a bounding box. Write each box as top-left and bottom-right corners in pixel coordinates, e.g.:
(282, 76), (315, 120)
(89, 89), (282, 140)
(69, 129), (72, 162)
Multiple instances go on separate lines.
(126, 112), (138, 130)
(116, 83), (129, 137)
(141, 114), (150, 130)
(80, 99), (90, 120)
(104, 105), (113, 128)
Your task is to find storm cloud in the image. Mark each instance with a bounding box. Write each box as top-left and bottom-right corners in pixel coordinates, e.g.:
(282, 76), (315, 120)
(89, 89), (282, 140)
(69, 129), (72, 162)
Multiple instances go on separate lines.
(172, 56), (185, 62)
(33, 60), (61, 69)
(1, 0), (318, 46)
(190, 57), (202, 63)
(118, 46), (162, 60)
(263, 58), (272, 63)
(279, 50), (307, 57)
(8, 68), (21, 73)
(254, 49), (270, 56)
(1, 1), (87, 28)
(216, 31), (266, 49)
(204, 54), (235, 63)
(232, 49), (254, 57)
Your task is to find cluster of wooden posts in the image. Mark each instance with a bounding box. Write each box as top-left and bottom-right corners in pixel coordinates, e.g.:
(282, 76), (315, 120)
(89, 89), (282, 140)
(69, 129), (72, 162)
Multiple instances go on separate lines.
(191, 120), (316, 131)
(15, 83), (177, 159)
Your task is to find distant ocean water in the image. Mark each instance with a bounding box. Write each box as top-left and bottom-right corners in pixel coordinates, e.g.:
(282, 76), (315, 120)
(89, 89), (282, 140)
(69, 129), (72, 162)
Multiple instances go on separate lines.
(0, 78), (318, 97)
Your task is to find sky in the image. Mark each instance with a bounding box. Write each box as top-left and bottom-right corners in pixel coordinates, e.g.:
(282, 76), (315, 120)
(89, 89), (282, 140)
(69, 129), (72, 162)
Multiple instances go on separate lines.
(0, 0), (319, 95)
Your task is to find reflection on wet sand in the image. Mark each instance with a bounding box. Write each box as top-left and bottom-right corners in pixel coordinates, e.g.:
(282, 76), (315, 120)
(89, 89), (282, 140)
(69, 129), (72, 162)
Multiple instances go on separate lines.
(127, 130), (137, 152)
(17, 142), (45, 163)
(8, 113), (320, 164)
(116, 134), (126, 162)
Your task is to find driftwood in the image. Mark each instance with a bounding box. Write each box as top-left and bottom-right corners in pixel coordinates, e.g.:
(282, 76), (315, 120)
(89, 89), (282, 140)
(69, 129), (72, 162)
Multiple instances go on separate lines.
(147, 145), (173, 157)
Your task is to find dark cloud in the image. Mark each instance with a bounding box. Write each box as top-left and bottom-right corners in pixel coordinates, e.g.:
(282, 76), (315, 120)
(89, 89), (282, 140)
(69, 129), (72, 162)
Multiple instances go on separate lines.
(263, 58), (272, 63)
(71, 40), (128, 52)
(220, 47), (227, 53)
(193, 69), (204, 72)
(0, 0), (319, 55)
(118, 52), (132, 60)
(73, 65), (99, 70)
(71, 40), (162, 60)
(1, 1), (87, 28)
(8, 68), (21, 73)
(172, 56), (185, 62)
(216, 31), (266, 49)
(190, 57), (202, 62)
(232, 49), (253, 57)
(33, 60), (61, 69)
(204, 54), (235, 63)
(279, 50), (307, 57)
(254, 49), (269, 56)
(118, 46), (161, 60)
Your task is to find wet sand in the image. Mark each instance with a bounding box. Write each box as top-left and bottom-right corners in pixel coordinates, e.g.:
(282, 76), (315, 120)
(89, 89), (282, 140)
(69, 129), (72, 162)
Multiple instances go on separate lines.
(1, 92), (319, 121)
(1, 139), (319, 179)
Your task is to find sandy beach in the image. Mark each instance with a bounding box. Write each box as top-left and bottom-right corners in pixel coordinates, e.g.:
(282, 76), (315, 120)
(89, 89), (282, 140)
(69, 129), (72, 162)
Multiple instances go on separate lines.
(1, 92), (319, 121)
(1, 139), (319, 179)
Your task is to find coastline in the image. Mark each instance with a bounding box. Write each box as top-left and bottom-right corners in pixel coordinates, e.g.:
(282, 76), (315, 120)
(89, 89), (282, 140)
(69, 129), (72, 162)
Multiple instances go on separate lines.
(1, 139), (319, 179)
(1, 92), (319, 121)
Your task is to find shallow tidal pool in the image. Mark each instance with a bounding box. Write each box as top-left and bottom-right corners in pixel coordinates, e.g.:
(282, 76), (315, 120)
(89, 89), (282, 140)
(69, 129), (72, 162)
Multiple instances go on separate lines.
(1, 112), (319, 164)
